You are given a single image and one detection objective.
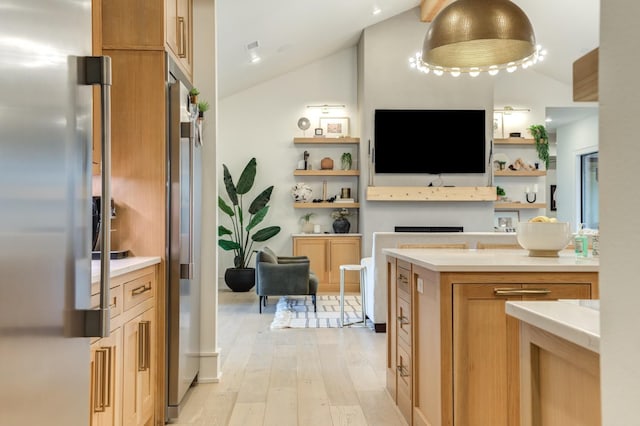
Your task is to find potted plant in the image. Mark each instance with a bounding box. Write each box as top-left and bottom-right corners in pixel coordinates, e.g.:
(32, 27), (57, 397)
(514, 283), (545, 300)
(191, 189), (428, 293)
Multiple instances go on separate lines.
(197, 100), (210, 118)
(300, 212), (315, 233)
(188, 87), (199, 104)
(218, 157), (281, 291)
(496, 186), (506, 201)
(331, 208), (352, 233)
(528, 124), (550, 169)
(341, 152), (352, 170)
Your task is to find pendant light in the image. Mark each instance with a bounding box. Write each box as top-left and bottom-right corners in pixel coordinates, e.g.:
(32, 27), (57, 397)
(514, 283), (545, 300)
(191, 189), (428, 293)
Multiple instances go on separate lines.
(409, 0), (546, 77)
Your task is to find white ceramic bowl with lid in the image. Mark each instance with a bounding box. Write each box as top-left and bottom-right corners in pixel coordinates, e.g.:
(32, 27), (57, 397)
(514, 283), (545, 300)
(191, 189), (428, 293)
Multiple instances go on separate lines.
(516, 221), (572, 257)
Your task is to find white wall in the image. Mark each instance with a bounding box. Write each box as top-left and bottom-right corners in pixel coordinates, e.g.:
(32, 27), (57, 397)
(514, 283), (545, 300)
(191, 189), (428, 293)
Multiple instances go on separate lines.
(359, 9), (496, 255)
(218, 48), (358, 274)
(555, 114), (598, 230)
(193, 0), (219, 382)
(599, 1), (640, 423)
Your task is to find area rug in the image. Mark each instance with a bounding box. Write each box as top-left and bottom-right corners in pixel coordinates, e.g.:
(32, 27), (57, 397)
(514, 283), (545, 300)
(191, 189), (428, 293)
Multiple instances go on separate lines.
(270, 295), (363, 329)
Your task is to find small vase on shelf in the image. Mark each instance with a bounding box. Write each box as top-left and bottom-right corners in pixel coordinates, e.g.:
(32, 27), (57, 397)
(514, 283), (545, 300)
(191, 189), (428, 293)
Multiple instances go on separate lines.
(332, 218), (350, 234)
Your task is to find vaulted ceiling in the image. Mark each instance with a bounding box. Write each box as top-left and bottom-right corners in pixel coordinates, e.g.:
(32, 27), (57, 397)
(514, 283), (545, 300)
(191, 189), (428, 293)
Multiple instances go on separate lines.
(216, 0), (599, 99)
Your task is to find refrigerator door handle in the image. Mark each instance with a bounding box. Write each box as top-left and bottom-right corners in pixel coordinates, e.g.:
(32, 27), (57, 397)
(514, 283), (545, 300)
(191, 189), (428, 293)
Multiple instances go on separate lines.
(180, 121), (195, 280)
(78, 56), (112, 338)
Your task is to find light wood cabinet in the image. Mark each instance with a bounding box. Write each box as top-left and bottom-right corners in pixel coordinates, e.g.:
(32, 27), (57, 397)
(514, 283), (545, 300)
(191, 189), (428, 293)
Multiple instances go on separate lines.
(385, 255), (599, 426)
(123, 308), (155, 426)
(89, 265), (157, 426)
(90, 327), (122, 426)
(165, 0), (193, 80)
(519, 322), (600, 426)
(293, 235), (361, 292)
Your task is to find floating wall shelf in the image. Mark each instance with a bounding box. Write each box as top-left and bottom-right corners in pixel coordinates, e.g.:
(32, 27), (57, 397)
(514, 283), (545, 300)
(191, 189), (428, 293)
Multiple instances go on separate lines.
(495, 202), (546, 210)
(494, 170), (546, 177)
(293, 170), (360, 176)
(494, 138), (535, 145)
(293, 137), (360, 144)
(293, 202), (360, 209)
(366, 186), (496, 202)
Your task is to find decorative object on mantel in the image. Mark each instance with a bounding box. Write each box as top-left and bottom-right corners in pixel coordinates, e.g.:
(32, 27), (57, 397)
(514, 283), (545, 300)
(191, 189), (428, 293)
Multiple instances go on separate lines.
(341, 152), (352, 170)
(409, 0), (546, 77)
(300, 212), (315, 233)
(508, 157), (536, 171)
(528, 124), (550, 169)
(297, 117), (311, 136)
(331, 208), (352, 233)
(218, 158), (281, 292)
(291, 183), (313, 202)
(320, 157), (334, 170)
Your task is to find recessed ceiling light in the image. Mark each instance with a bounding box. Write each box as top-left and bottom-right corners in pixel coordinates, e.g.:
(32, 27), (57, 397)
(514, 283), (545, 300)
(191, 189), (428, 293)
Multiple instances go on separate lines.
(372, 5), (381, 15)
(246, 40), (261, 64)
(545, 117), (553, 122)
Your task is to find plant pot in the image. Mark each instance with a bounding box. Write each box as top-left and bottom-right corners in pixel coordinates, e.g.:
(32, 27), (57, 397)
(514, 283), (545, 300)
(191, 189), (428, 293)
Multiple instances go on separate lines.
(302, 222), (314, 233)
(332, 218), (350, 234)
(224, 267), (255, 292)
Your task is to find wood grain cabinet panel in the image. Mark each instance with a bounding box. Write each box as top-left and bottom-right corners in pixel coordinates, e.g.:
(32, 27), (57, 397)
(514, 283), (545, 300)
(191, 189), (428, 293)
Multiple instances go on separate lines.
(293, 236), (361, 292)
(90, 328), (123, 426)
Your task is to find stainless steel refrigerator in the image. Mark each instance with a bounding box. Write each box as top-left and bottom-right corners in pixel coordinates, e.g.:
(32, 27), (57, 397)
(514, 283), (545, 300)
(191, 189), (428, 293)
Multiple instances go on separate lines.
(166, 63), (202, 418)
(0, 1), (113, 424)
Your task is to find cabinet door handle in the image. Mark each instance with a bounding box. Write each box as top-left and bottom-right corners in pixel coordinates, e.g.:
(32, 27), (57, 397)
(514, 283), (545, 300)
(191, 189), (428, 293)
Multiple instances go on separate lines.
(138, 320), (151, 371)
(494, 288), (551, 296)
(396, 364), (410, 377)
(397, 315), (410, 325)
(93, 348), (108, 412)
(109, 296), (117, 310)
(178, 17), (187, 58)
(131, 284), (151, 296)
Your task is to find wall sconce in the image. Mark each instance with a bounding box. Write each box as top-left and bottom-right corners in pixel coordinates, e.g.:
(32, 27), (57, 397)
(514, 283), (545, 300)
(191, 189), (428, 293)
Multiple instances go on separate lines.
(306, 104), (346, 114)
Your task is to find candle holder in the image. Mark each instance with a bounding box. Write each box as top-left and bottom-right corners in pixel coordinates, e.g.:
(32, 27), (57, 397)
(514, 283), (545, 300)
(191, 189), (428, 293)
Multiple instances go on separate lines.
(525, 192), (537, 203)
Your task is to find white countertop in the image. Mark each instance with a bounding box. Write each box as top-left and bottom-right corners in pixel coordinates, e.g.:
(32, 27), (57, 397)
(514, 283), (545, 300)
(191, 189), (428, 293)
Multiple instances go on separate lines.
(91, 256), (161, 283)
(382, 248), (599, 272)
(506, 300), (601, 353)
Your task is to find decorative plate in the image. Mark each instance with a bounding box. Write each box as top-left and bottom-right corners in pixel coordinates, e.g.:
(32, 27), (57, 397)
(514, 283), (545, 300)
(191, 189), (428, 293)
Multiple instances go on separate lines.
(297, 117), (311, 131)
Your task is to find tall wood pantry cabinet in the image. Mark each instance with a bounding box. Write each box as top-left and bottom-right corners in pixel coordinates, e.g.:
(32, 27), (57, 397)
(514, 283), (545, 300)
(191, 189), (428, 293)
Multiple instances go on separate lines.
(91, 0), (194, 424)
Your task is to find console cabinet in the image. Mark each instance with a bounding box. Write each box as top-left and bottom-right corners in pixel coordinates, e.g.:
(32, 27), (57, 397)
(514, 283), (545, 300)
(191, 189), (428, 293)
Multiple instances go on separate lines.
(293, 235), (361, 292)
(386, 256), (598, 426)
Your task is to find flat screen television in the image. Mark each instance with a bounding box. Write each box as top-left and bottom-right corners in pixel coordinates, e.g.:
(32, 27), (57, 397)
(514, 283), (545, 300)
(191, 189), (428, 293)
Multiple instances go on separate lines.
(374, 109), (486, 174)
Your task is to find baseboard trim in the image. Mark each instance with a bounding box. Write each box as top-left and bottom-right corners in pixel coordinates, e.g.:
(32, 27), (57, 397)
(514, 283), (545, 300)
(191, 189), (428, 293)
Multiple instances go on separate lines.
(197, 349), (221, 383)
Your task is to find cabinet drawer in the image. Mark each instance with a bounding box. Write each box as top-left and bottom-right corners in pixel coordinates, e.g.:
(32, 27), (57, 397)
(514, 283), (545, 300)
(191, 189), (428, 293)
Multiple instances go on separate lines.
(397, 266), (411, 302)
(397, 297), (412, 347)
(91, 285), (123, 320)
(123, 272), (155, 311)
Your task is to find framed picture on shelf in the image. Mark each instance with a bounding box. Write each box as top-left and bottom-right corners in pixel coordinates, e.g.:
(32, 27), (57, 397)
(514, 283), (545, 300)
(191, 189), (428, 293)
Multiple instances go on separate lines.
(493, 112), (504, 139)
(319, 117), (349, 138)
(493, 210), (519, 232)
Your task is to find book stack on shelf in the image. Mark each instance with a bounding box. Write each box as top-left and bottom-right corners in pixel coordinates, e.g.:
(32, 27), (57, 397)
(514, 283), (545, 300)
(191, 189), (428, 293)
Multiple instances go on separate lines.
(335, 198), (355, 204)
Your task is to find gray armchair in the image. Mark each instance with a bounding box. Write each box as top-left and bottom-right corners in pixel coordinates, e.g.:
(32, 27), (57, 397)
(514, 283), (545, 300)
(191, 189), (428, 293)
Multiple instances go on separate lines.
(255, 247), (318, 313)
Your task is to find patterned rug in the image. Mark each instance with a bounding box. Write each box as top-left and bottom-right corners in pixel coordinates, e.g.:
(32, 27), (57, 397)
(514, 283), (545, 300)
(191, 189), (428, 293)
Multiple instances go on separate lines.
(270, 295), (363, 329)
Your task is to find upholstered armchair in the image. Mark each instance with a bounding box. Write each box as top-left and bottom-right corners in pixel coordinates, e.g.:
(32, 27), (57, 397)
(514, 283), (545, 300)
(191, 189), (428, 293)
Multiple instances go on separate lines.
(255, 247), (318, 313)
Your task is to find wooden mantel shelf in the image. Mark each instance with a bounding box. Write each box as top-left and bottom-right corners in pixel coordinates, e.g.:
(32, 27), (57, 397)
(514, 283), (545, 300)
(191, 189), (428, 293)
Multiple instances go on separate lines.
(366, 186), (496, 202)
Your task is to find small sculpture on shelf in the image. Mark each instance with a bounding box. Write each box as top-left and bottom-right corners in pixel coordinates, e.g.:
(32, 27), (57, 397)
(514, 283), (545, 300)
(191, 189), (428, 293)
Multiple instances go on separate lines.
(291, 183), (313, 202)
(508, 157), (536, 171)
(331, 208), (352, 234)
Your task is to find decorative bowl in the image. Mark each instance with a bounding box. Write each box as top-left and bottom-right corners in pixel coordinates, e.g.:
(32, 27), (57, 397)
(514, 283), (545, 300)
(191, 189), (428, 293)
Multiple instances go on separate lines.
(516, 221), (572, 257)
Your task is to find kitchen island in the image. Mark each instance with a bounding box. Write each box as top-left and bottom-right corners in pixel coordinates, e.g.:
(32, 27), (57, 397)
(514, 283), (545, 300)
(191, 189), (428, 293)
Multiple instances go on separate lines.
(382, 248), (599, 426)
(506, 299), (601, 426)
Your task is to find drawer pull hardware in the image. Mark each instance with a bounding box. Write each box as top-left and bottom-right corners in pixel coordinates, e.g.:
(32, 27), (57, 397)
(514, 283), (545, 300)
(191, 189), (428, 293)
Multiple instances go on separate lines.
(93, 346), (112, 412)
(494, 288), (551, 296)
(397, 315), (410, 325)
(396, 365), (410, 377)
(109, 296), (116, 310)
(131, 284), (151, 296)
(138, 321), (151, 371)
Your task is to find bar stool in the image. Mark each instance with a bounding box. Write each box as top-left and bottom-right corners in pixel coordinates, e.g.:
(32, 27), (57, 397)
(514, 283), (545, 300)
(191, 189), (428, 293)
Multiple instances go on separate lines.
(339, 264), (367, 327)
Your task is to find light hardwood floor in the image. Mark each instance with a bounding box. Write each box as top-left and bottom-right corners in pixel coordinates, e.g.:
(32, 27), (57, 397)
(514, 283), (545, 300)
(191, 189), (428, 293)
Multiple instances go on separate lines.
(169, 289), (407, 426)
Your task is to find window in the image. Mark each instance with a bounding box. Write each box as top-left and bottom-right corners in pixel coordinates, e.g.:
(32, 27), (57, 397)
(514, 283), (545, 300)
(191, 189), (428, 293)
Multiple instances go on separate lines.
(580, 152), (599, 229)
